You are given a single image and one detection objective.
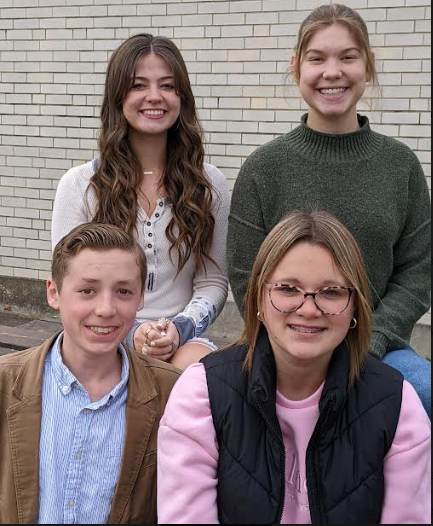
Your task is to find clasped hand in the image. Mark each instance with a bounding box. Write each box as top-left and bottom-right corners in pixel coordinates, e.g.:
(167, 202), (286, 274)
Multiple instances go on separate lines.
(134, 318), (180, 362)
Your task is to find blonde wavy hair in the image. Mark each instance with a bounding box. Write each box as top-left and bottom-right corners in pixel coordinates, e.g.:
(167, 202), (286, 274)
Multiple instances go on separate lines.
(239, 211), (373, 387)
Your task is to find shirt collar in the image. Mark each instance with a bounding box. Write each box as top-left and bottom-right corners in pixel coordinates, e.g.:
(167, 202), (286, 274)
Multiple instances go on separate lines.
(50, 332), (130, 405)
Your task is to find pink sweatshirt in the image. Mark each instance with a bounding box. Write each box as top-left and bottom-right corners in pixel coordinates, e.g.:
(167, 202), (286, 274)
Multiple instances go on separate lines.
(157, 363), (431, 524)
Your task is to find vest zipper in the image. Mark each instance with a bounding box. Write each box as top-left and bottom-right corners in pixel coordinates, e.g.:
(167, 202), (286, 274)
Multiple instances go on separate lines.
(308, 397), (335, 524)
(253, 391), (286, 524)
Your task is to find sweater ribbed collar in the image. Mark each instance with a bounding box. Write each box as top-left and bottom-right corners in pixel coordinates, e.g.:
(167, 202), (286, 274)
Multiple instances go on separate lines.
(287, 114), (384, 162)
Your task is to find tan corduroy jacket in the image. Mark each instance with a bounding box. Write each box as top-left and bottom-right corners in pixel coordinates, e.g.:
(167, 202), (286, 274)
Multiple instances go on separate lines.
(0, 334), (180, 524)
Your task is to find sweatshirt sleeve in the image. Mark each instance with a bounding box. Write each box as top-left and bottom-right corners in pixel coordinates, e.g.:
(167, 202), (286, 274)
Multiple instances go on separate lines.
(157, 363), (220, 524)
(370, 157), (431, 358)
(172, 165), (230, 346)
(380, 380), (431, 524)
(227, 156), (267, 315)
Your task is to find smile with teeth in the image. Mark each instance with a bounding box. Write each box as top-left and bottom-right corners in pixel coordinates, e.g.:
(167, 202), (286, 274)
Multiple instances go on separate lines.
(319, 88), (347, 95)
(89, 326), (117, 335)
(289, 325), (326, 334)
(142, 110), (166, 116)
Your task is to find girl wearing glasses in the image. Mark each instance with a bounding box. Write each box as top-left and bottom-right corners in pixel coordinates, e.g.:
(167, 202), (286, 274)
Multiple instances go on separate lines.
(227, 4), (431, 416)
(158, 211), (430, 524)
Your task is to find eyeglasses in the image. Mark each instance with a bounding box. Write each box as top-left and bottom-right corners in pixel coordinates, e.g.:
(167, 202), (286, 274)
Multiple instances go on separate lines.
(265, 283), (354, 315)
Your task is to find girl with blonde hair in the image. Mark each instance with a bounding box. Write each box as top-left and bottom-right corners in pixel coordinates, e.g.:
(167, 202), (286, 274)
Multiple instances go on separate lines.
(52, 34), (230, 370)
(158, 211), (430, 524)
(228, 3), (431, 416)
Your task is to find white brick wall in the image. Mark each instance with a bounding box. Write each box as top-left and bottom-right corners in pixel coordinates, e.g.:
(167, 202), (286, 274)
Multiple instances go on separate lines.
(0, 0), (431, 280)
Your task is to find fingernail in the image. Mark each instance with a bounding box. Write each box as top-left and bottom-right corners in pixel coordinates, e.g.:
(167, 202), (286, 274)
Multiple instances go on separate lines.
(142, 346), (148, 356)
(161, 331), (166, 337)
(150, 341), (156, 348)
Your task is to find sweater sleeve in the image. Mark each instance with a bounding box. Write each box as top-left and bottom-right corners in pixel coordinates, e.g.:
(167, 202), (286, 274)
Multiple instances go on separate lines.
(227, 156), (267, 315)
(51, 163), (94, 250)
(172, 165), (230, 346)
(370, 158), (431, 358)
(380, 381), (431, 524)
(157, 363), (219, 524)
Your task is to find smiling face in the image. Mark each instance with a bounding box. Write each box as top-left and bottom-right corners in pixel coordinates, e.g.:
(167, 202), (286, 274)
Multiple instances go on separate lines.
(262, 242), (354, 368)
(294, 23), (369, 134)
(122, 52), (182, 141)
(47, 248), (144, 362)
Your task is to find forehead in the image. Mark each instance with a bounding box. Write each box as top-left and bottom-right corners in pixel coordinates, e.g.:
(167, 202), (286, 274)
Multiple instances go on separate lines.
(65, 248), (141, 281)
(305, 23), (360, 52)
(134, 52), (173, 77)
(270, 242), (347, 285)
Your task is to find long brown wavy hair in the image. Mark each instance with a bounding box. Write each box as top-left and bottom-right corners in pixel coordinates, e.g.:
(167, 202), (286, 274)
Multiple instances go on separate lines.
(239, 211), (373, 387)
(89, 34), (216, 272)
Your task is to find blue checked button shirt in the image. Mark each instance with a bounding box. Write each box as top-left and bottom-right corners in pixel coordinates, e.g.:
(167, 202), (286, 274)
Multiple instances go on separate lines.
(38, 333), (129, 524)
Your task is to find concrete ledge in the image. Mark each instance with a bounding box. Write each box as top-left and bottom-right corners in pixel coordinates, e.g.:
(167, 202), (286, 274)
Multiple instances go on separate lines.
(0, 276), (53, 317)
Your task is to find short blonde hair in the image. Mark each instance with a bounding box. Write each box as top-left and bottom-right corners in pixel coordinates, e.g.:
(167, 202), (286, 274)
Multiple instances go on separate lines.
(52, 223), (147, 292)
(239, 211), (372, 386)
(291, 4), (378, 86)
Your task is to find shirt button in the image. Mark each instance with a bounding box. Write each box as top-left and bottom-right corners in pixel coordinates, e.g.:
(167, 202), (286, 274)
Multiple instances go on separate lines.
(147, 222), (151, 226)
(62, 386), (68, 394)
(75, 453), (82, 460)
(148, 244), (152, 249)
(155, 213), (160, 218)
(148, 233), (153, 237)
(68, 500), (75, 508)
(159, 202), (163, 207)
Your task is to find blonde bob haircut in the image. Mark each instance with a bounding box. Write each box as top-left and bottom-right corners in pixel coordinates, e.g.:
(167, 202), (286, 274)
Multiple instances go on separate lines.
(291, 3), (378, 86)
(240, 211), (373, 387)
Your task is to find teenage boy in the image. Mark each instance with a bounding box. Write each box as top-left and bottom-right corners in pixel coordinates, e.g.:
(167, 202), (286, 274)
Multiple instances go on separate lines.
(0, 223), (180, 525)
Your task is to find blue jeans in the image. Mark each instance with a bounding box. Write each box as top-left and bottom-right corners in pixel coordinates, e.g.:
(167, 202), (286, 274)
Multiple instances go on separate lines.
(382, 348), (431, 419)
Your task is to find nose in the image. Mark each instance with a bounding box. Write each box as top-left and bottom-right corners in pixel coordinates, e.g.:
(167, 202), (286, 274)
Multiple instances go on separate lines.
(95, 293), (116, 318)
(146, 84), (162, 102)
(295, 295), (322, 318)
(322, 61), (343, 81)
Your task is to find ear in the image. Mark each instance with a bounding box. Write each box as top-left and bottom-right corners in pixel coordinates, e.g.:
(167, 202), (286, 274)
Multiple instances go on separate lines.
(47, 279), (60, 311)
(366, 51), (375, 83)
(290, 55), (299, 84)
(138, 292), (145, 312)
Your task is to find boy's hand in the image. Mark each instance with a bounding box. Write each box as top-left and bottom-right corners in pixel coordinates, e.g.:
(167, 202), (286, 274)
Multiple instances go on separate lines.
(134, 319), (180, 362)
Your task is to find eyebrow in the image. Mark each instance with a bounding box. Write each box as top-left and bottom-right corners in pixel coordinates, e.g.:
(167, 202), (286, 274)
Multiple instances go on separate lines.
(80, 278), (137, 286)
(305, 47), (361, 56)
(133, 75), (175, 81)
(273, 278), (348, 288)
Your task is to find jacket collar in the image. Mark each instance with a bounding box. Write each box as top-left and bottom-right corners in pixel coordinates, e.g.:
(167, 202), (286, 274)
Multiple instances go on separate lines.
(8, 334), (160, 524)
(249, 327), (351, 420)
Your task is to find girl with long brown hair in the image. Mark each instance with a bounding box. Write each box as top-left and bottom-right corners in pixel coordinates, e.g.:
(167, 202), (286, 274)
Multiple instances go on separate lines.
(158, 211), (431, 524)
(52, 34), (230, 370)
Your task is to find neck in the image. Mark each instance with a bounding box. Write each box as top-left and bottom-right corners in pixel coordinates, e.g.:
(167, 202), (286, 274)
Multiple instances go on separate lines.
(128, 130), (168, 174)
(60, 333), (122, 402)
(273, 348), (332, 401)
(306, 109), (360, 135)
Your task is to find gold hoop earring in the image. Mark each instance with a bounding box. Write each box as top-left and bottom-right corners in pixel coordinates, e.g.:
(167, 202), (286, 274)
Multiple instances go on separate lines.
(349, 318), (358, 330)
(257, 311), (262, 322)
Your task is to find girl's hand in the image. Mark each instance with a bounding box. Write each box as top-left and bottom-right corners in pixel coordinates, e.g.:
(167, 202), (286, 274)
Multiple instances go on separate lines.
(135, 319), (180, 362)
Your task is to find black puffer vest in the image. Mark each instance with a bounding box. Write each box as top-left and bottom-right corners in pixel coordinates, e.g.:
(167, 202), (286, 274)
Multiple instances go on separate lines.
(202, 329), (403, 524)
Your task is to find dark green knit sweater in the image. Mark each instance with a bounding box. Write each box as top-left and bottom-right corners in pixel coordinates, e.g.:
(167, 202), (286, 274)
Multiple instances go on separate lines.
(228, 115), (431, 359)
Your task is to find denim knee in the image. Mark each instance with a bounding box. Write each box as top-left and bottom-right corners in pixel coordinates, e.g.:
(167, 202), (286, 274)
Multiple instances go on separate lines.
(382, 348), (431, 419)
